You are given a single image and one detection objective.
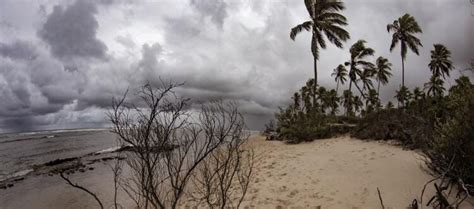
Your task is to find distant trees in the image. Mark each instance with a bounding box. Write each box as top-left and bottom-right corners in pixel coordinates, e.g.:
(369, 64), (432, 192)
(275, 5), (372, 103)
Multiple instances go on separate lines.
(331, 64), (347, 93)
(387, 13), (423, 90)
(374, 57), (393, 94)
(424, 75), (445, 97)
(429, 44), (454, 79)
(344, 40), (375, 99)
(290, 0), (350, 90)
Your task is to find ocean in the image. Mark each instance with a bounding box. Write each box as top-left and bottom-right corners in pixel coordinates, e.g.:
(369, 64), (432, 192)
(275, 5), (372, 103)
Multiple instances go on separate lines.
(0, 129), (118, 182)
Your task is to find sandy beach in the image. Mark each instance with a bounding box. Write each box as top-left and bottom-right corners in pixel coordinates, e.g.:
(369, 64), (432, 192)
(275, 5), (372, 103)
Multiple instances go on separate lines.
(1, 134), (472, 209)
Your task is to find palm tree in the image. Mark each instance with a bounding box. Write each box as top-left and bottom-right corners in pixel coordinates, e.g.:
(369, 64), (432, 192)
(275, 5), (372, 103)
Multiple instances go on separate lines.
(345, 40), (375, 98)
(429, 44), (454, 79)
(290, 0), (350, 89)
(358, 68), (374, 92)
(395, 86), (412, 108)
(424, 75), (445, 97)
(374, 56), (393, 94)
(385, 101), (394, 109)
(342, 90), (354, 116)
(412, 87), (425, 101)
(317, 86), (328, 113)
(365, 89), (380, 114)
(327, 89), (340, 115)
(353, 96), (363, 115)
(331, 64), (347, 92)
(387, 13), (423, 89)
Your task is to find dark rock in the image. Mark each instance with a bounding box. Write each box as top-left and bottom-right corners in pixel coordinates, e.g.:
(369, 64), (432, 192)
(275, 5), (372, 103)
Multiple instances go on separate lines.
(265, 132), (279, 141)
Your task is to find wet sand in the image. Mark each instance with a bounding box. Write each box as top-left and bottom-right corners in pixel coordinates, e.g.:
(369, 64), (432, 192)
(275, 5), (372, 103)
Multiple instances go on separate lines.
(1, 135), (472, 209)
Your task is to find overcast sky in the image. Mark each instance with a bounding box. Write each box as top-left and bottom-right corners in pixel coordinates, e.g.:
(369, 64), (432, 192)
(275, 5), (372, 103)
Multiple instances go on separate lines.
(0, 0), (472, 132)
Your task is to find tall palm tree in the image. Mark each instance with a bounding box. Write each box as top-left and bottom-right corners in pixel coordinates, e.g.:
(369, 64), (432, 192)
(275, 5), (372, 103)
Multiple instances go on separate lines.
(345, 40), (375, 98)
(290, 0), (350, 89)
(429, 44), (454, 79)
(374, 56), (393, 94)
(331, 64), (348, 93)
(387, 13), (423, 89)
(424, 75), (445, 97)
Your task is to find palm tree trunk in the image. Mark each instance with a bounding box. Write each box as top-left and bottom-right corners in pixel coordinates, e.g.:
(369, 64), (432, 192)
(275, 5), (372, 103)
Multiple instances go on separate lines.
(377, 80), (381, 95)
(353, 82), (366, 99)
(311, 33), (318, 108)
(401, 57), (405, 88)
(336, 80), (340, 93)
(349, 80), (352, 92)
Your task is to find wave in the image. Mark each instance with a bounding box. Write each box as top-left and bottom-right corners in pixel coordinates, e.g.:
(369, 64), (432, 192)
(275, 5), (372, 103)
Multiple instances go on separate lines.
(0, 169), (33, 182)
(94, 146), (122, 154)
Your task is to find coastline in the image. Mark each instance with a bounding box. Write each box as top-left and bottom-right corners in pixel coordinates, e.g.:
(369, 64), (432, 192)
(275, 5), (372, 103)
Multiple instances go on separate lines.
(1, 134), (472, 208)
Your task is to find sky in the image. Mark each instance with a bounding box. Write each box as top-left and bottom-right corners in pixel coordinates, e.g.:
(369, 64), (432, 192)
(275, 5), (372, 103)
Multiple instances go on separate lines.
(0, 0), (472, 133)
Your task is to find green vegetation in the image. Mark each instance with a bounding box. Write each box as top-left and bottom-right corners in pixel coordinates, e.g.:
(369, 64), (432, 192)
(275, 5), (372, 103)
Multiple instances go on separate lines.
(275, 2), (474, 204)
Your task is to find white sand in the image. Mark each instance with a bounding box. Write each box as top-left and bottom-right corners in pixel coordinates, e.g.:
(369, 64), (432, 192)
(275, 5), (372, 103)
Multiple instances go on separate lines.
(241, 135), (473, 209)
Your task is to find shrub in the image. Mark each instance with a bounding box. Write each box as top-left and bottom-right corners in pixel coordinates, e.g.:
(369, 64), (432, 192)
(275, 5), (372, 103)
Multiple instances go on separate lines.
(351, 108), (433, 149)
(424, 78), (474, 194)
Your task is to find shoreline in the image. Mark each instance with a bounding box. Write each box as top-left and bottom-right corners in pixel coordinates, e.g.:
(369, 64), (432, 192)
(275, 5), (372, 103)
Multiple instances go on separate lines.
(1, 134), (472, 208)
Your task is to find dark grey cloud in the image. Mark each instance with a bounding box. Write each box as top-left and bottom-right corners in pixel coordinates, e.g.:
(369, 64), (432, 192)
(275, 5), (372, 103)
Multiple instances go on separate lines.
(0, 41), (37, 60)
(37, 0), (107, 60)
(190, 0), (228, 29)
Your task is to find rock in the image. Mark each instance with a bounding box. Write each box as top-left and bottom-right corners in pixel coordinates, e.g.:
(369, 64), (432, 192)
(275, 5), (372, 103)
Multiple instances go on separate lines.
(265, 132), (279, 141)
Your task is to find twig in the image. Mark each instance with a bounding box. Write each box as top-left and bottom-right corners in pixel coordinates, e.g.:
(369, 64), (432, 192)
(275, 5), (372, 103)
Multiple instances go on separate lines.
(377, 187), (385, 209)
(60, 172), (104, 209)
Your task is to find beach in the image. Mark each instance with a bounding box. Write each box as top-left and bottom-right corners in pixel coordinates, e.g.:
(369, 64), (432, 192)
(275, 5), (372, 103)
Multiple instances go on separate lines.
(1, 133), (472, 209)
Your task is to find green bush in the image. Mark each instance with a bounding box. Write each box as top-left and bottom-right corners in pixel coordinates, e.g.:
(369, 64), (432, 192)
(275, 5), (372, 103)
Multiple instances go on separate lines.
(351, 108), (432, 149)
(424, 78), (474, 193)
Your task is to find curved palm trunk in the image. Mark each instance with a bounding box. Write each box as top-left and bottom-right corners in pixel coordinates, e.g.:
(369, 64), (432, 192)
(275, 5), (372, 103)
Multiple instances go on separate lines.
(353, 82), (366, 99)
(336, 80), (340, 93)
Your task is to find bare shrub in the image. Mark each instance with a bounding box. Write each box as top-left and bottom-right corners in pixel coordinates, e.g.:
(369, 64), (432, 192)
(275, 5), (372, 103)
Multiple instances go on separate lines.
(108, 81), (255, 209)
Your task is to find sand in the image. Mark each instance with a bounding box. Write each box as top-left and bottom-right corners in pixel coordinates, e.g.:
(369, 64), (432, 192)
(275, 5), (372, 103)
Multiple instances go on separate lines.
(0, 135), (472, 209)
(240, 135), (473, 209)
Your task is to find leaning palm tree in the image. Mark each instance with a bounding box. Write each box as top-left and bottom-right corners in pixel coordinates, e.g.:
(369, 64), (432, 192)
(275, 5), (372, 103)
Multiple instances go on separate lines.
(387, 13), (423, 89)
(331, 64), (348, 92)
(345, 40), (375, 98)
(424, 75), (445, 97)
(374, 56), (393, 94)
(429, 44), (454, 79)
(290, 0), (350, 89)
(358, 68), (375, 92)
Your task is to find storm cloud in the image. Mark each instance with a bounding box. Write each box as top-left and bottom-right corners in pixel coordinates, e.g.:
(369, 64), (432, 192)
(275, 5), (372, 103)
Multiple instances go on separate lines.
(0, 0), (472, 132)
(37, 0), (108, 60)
